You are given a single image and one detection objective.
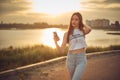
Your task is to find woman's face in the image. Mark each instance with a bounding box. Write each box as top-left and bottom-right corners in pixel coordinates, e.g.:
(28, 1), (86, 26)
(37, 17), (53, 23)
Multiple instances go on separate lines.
(71, 15), (79, 28)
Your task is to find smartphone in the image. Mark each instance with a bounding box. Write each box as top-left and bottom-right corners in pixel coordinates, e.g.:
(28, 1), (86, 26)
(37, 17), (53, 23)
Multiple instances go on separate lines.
(53, 32), (60, 41)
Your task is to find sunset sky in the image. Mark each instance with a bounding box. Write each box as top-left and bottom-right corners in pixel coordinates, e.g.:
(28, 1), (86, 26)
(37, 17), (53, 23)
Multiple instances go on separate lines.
(0, 0), (120, 24)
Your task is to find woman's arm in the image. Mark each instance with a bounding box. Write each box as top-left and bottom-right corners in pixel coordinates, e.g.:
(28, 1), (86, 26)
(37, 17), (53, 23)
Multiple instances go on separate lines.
(54, 32), (67, 54)
(83, 24), (92, 35)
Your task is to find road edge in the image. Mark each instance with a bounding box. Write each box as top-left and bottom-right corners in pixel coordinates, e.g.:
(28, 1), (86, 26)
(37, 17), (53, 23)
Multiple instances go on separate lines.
(0, 50), (120, 77)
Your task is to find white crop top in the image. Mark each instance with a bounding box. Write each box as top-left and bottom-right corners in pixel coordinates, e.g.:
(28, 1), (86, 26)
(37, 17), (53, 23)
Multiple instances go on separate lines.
(69, 29), (87, 50)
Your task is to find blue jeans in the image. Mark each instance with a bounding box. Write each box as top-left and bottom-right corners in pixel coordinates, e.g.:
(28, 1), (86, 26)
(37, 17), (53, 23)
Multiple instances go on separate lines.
(66, 52), (87, 80)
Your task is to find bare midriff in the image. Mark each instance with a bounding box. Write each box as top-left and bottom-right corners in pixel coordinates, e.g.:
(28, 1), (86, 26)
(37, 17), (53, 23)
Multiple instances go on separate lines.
(69, 48), (86, 54)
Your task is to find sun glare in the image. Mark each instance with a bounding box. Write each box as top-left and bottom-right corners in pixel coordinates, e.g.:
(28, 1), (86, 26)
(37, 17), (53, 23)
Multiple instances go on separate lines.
(41, 28), (65, 48)
(31, 0), (83, 15)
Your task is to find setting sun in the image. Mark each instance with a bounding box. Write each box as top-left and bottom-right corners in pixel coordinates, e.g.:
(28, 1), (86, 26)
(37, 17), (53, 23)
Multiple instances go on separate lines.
(31, 0), (83, 15)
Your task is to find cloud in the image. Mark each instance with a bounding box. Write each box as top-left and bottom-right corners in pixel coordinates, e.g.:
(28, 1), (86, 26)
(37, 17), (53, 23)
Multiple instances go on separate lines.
(80, 0), (120, 11)
(0, 0), (31, 15)
(26, 12), (50, 17)
(100, 0), (120, 4)
(81, 0), (120, 4)
(0, 0), (119, 24)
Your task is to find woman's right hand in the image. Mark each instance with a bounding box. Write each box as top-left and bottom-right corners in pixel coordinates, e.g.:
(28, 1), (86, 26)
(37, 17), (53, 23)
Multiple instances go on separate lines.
(53, 32), (67, 54)
(53, 32), (60, 42)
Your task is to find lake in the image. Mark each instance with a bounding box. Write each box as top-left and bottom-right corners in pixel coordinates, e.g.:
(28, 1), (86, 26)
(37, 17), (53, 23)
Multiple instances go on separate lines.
(0, 28), (120, 49)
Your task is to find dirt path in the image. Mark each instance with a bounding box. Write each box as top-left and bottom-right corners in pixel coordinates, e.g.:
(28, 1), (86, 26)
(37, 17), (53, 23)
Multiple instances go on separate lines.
(1, 54), (120, 80)
(25, 54), (120, 80)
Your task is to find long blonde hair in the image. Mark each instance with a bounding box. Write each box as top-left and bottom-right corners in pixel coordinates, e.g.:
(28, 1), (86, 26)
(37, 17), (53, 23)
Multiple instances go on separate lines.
(67, 12), (85, 43)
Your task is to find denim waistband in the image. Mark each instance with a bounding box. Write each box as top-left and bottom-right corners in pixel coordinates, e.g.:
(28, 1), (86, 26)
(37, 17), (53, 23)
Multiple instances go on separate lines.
(67, 52), (86, 56)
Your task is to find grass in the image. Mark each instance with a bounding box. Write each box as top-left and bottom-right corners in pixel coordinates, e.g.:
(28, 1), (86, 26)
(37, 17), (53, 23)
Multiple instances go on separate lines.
(86, 45), (120, 53)
(0, 44), (120, 72)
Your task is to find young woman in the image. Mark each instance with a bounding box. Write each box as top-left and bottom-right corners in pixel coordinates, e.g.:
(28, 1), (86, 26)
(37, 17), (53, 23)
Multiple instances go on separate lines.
(53, 12), (92, 80)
